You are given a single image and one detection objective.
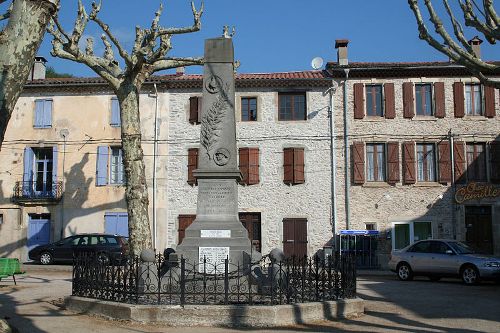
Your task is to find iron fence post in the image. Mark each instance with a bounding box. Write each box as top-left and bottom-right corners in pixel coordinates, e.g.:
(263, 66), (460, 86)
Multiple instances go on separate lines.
(180, 257), (186, 306)
(224, 258), (229, 304)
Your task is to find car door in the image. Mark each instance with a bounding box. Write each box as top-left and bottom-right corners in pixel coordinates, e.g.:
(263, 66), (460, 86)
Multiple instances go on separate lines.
(52, 236), (80, 261)
(428, 241), (459, 275)
(405, 241), (432, 273)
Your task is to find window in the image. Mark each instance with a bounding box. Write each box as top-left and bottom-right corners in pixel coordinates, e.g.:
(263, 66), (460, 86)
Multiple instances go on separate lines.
(466, 143), (487, 182)
(365, 223), (376, 231)
(415, 84), (433, 116)
(96, 146), (125, 186)
(392, 221), (432, 250)
(408, 241), (432, 253)
(34, 99), (52, 128)
(23, 147), (58, 197)
(110, 97), (121, 127)
(0, 214), (3, 226)
(465, 84), (482, 116)
(241, 97), (257, 121)
(431, 241), (452, 254)
(365, 85), (383, 117)
(187, 148), (198, 186)
(239, 148), (259, 185)
(104, 212), (129, 237)
(366, 143), (386, 181)
(283, 148), (305, 185)
(417, 143), (436, 182)
(239, 213), (262, 252)
(178, 215), (196, 245)
(189, 96), (202, 124)
(278, 93), (306, 121)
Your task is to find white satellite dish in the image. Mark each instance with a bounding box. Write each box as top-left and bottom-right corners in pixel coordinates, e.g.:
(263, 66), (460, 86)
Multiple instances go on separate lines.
(311, 57), (324, 70)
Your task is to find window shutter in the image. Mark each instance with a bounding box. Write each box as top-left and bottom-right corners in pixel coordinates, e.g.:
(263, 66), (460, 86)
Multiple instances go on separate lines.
(34, 100), (44, 127)
(434, 82), (446, 118)
(484, 85), (496, 118)
(403, 141), (416, 184)
(239, 148), (249, 185)
(384, 83), (395, 119)
(490, 141), (500, 183)
(189, 97), (201, 124)
(283, 148), (294, 184)
(453, 82), (465, 118)
(353, 83), (365, 119)
(293, 148), (305, 184)
(178, 215), (196, 245)
(403, 82), (414, 118)
(453, 141), (466, 182)
(23, 147), (34, 195)
(282, 219), (295, 257)
(352, 142), (365, 184)
(294, 218), (308, 258)
(248, 148), (260, 185)
(110, 98), (121, 126)
(43, 100), (53, 127)
(438, 141), (451, 183)
(187, 148), (198, 185)
(387, 142), (400, 184)
(96, 146), (109, 186)
(52, 146), (58, 185)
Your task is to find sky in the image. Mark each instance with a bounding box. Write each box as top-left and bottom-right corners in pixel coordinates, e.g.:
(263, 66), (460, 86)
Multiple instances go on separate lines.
(22, 0), (500, 77)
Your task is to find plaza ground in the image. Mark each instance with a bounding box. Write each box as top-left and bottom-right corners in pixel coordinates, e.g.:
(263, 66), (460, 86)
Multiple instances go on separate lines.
(1, 266), (499, 332)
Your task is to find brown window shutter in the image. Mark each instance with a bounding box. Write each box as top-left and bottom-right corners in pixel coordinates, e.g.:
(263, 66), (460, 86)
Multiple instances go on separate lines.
(490, 141), (500, 184)
(189, 97), (200, 124)
(282, 218), (307, 258)
(384, 83), (396, 119)
(453, 141), (466, 182)
(353, 83), (365, 119)
(239, 148), (249, 185)
(178, 215), (195, 245)
(248, 148), (260, 185)
(453, 82), (465, 118)
(438, 141), (451, 183)
(402, 141), (416, 184)
(434, 82), (446, 118)
(293, 148), (305, 184)
(403, 82), (414, 118)
(352, 142), (365, 184)
(387, 142), (400, 184)
(187, 148), (198, 185)
(484, 85), (496, 118)
(283, 148), (294, 184)
(282, 218), (295, 257)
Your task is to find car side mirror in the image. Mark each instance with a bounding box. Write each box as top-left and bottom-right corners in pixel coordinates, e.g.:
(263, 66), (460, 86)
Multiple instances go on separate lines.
(445, 250), (454, 255)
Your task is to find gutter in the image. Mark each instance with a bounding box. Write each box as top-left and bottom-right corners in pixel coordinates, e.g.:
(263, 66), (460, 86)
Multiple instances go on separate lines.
(343, 69), (350, 231)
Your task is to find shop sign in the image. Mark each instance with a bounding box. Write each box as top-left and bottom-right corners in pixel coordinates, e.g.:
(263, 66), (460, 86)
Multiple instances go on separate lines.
(455, 182), (500, 204)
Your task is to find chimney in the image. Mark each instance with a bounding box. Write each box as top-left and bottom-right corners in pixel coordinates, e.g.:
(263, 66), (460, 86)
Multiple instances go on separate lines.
(335, 39), (349, 66)
(176, 66), (185, 75)
(468, 36), (483, 59)
(29, 56), (47, 80)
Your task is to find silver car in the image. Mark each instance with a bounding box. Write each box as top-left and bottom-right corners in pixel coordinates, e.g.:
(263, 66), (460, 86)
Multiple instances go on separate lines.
(388, 239), (500, 285)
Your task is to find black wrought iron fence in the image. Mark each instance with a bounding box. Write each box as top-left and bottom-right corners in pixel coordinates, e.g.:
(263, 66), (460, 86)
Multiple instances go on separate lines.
(72, 252), (356, 306)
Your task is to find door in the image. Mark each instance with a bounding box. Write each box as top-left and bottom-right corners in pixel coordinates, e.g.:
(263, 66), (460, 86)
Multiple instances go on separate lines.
(239, 213), (262, 252)
(282, 218), (307, 258)
(105, 213), (129, 237)
(428, 241), (460, 275)
(465, 206), (493, 254)
(406, 240), (432, 273)
(33, 148), (53, 196)
(394, 224), (410, 250)
(27, 214), (50, 251)
(53, 236), (81, 261)
(413, 222), (432, 242)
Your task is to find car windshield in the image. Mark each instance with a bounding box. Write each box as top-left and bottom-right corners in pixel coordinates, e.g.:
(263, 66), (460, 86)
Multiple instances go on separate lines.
(448, 242), (474, 254)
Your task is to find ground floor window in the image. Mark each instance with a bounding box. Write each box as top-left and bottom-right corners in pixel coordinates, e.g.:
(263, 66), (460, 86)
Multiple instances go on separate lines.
(239, 213), (261, 252)
(392, 221), (432, 250)
(104, 212), (128, 237)
(282, 218), (307, 258)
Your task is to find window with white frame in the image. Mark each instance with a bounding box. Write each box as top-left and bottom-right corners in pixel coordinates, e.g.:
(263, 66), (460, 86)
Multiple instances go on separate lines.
(392, 221), (432, 250)
(96, 146), (125, 186)
(417, 143), (436, 182)
(110, 147), (124, 184)
(366, 143), (386, 181)
(465, 84), (482, 116)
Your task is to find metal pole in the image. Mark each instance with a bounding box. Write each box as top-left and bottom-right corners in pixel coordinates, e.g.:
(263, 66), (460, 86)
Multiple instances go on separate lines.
(343, 69), (351, 230)
(329, 80), (338, 250)
(152, 84), (159, 250)
(59, 132), (67, 240)
(449, 129), (457, 239)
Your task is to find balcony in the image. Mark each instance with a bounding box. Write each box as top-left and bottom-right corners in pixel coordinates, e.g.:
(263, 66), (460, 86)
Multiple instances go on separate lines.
(12, 181), (63, 204)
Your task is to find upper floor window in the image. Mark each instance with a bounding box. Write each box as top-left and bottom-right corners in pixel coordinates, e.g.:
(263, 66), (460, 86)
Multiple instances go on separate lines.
(278, 93), (306, 121)
(417, 143), (436, 182)
(239, 147), (259, 185)
(110, 97), (121, 127)
(22, 146), (58, 197)
(110, 147), (125, 185)
(187, 148), (198, 186)
(189, 96), (202, 124)
(241, 97), (257, 121)
(34, 99), (52, 128)
(96, 146), (125, 186)
(366, 143), (386, 181)
(466, 143), (487, 182)
(415, 84), (433, 116)
(465, 84), (482, 116)
(365, 85), (383, 117)
(283, 148), (305, 185)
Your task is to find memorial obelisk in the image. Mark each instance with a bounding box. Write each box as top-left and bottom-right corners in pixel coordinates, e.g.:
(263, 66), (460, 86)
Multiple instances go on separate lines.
(176, 35), (255, 272)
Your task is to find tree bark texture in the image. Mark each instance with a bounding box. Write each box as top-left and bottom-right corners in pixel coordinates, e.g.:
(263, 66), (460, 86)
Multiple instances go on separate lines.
(0, 0), (59, 148)
(117, 83), (152, 255)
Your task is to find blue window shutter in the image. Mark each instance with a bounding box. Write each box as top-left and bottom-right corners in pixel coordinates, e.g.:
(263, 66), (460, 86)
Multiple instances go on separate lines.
(34, 100), (44, 127)
(118, 213), (129, 237)
(43, 100), (53, 127)
(96, 146), (109, 186)
(105, 212), (129, 237)
(110, 98), (120, 126)
(52, 146), (58, 184)
(23, 147), (34, 195)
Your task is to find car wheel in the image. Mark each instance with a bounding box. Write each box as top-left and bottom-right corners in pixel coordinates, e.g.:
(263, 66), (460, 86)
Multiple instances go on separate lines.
(39, 252), (53, 265)
(96, 253), (110, 266)
(428, 276), (441, 282)
(461, 265), (479, 285)
(397, 262), (413, 281)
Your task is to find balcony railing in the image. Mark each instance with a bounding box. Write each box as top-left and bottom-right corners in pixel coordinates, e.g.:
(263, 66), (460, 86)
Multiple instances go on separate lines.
(12, 181), (63, 203)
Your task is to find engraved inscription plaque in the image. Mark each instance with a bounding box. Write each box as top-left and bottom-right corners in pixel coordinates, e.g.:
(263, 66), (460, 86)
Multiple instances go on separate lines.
(200, 230), (231, 238)
(197, 182), (235, 215)
(198, 247), (230, 274)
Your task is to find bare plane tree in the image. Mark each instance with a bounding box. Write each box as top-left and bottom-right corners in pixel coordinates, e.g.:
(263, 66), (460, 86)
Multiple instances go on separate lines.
(408, 0), (499, 88)
(0, 0), (59, 148)
(49, 0), (204, 255)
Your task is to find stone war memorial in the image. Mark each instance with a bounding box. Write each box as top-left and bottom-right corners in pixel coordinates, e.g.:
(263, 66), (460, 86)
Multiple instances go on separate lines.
(66, 33), (363, 328)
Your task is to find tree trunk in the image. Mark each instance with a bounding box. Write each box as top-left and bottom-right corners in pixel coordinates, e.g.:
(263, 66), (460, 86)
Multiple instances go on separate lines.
(0, 0), (59, 148)
(117, 83), (152, 256)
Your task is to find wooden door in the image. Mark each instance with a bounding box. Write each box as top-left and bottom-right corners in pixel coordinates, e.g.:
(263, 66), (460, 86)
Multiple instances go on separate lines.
(465, 206), (493, 254)
(282, 218), (308, 258)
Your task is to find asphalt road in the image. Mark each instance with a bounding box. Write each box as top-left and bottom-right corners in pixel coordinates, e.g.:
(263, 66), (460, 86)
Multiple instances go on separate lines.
(1, 270), (499, 332)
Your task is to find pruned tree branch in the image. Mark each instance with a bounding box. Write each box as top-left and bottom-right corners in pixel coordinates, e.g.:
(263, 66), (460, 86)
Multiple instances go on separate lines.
(408, 0), (500, 88)
(0, 0), (12, 22)
(157, 1), (203, 36)
(153, 56), (203, 71)
(460, 0), (500, 42)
